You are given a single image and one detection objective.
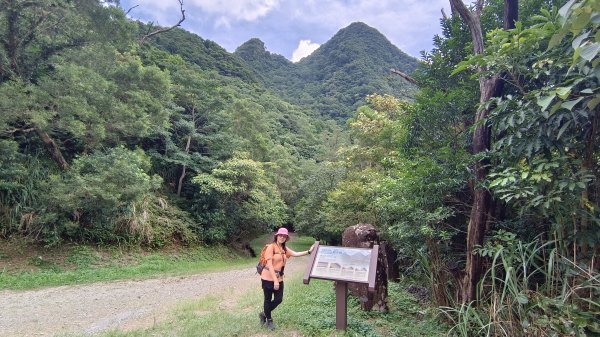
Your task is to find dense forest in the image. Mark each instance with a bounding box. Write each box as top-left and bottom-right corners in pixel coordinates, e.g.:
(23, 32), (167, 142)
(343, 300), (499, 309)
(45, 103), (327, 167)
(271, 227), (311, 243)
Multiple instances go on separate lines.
(1, 0), (598, 336)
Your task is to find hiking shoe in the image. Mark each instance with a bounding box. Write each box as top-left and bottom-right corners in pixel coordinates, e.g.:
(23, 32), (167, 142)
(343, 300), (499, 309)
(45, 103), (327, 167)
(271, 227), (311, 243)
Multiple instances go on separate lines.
(259, 312), (266, 325)
(267, 319), (275, 330)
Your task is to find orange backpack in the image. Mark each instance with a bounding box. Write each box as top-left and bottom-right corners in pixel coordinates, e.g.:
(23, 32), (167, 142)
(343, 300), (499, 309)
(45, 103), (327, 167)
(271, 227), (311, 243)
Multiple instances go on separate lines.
(256, 244), (271, 274)
(256, 243), (286, 275)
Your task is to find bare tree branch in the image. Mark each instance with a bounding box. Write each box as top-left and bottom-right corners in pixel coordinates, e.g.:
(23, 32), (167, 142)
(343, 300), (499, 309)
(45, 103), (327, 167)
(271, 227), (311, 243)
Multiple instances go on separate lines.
(449, 0), (484, 55)
(139, 0), (185, 45)
(1, 127), (35, 135)
(125, 4), (139, 16)
(390, 68), (417, 85)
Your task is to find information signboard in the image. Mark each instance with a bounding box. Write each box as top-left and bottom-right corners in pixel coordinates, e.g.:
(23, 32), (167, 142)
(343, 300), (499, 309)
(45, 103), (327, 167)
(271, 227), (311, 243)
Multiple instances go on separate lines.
(303, 241), (379, 331)
(309, 245), (372, 283)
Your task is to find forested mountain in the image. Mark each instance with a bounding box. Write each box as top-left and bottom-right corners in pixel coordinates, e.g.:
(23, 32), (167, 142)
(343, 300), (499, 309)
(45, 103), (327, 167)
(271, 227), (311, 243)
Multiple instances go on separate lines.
(234, 38), (296, 84)
(235, 22), (419, 120)
(146, 26), (258, 83)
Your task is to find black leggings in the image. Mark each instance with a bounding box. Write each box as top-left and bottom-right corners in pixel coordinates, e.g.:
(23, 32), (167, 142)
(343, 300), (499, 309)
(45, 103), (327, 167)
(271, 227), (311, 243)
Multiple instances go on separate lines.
(261, 279), (284, 319)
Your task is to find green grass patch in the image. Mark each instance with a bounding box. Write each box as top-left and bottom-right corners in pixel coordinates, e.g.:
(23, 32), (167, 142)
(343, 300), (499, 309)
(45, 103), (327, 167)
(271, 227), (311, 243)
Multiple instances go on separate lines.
(277, 277), (447, 336)
(0, 244), (253, 290)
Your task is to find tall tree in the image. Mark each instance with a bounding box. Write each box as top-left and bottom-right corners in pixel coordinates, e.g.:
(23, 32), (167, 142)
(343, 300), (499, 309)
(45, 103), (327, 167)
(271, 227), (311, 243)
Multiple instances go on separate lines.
(449, 0), (518, 303)
(0, 0), (136, 169)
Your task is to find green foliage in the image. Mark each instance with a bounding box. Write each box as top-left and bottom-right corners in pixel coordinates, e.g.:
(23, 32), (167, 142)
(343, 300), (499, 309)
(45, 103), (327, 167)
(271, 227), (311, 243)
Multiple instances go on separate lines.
(471, 0), (600, 256)
(319, 93), (470, 251)
(31, 147), (162, 244)
(0, 141), (32, 230)
(293, 160), (346, 243)
(0, 0), (135, 82)
(192, 155), (287, 243)
(0, 0), (330, 247)
(235, 22), (419, 121)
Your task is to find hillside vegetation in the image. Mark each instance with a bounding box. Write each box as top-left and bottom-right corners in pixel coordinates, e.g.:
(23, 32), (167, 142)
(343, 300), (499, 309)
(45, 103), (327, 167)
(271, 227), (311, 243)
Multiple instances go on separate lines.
(235, 22), (419, 120)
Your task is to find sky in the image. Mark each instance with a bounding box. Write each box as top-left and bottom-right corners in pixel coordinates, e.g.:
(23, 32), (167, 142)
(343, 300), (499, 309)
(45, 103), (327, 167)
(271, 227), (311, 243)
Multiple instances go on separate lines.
(118, 0), (451, 62)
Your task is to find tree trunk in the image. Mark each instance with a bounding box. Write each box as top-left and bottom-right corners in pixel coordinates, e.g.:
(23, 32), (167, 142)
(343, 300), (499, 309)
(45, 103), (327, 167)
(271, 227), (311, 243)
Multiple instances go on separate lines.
(36, 128), (68, 170)
(177, 134), (192, 197)
(449, 0), (518, 303)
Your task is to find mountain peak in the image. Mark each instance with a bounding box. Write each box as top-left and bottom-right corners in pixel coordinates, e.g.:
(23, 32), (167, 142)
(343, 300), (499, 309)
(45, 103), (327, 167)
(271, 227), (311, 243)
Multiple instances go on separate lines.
(345, 21), (374, 30)
(325, 22), (396, 52)
(300, 22), (415, 70)
(235, 38), (268, 58)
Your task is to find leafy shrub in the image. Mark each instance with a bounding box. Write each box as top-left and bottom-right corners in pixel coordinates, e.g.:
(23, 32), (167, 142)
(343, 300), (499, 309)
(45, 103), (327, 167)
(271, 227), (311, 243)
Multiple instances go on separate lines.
(192, 154), (287, 243)
(123, 195), (200, 247)
(0, 140), (48, 236)
(29, 147), (162, 245)
(443, 231), (600, 337)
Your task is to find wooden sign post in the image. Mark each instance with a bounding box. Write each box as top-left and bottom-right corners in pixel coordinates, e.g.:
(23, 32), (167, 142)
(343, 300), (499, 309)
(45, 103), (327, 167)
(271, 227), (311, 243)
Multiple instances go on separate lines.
(303, 241), (379, 331)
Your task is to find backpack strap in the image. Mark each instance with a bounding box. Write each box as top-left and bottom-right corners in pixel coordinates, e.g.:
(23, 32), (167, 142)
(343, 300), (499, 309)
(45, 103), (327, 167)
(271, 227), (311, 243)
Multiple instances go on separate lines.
(269, 243), (287, 264)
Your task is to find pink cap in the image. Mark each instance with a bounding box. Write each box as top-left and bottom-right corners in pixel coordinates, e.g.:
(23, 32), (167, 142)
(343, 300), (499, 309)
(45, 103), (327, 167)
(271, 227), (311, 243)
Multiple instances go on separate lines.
(276, 228), (289, 236)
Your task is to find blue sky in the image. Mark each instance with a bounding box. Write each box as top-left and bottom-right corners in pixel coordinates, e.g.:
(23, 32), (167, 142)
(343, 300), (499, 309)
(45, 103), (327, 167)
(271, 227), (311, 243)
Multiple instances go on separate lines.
(118, 0), (451, 62)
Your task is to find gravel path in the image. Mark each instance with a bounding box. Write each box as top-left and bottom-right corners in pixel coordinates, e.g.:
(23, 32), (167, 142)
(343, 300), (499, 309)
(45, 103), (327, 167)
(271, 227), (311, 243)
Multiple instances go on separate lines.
(0, 258), (307, 337)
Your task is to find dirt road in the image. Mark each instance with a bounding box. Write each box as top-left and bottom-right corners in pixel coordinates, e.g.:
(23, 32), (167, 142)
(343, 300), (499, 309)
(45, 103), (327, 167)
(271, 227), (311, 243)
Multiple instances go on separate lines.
(0, 258), (307, 337)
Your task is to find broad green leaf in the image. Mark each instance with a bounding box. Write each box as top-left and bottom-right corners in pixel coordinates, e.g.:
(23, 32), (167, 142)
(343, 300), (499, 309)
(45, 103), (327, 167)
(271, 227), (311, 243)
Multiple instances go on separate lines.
(537, 94), (556, 110)
(561, 97), (584, 110)
(588, 96), (600, 109)
(557, 120), (572, 140)
(548, 31), (566, 49)
(559, 0), (577, 20)
(572, 31), (590, 48)
(451, 61), (471, 76)
(572, 45), (582, 66)
(516, 292), (529, 304)
(579, 42), (600, 61)
(572, 11), (592, 31)
(555, 86), (572, 99)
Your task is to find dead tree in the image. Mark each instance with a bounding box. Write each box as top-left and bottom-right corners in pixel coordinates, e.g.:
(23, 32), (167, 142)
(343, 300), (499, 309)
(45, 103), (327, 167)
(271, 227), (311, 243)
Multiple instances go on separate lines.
(448, 0), (518, 303)
(390, 68), (417, 85)
(138, 0), (186, 45)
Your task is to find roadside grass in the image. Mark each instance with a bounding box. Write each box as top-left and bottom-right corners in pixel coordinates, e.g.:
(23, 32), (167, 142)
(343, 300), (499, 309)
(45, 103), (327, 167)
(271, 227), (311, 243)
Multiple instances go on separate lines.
(0, 241), (253, 290)
(0, 232), (313, 290)
(89, 266), (447, 337)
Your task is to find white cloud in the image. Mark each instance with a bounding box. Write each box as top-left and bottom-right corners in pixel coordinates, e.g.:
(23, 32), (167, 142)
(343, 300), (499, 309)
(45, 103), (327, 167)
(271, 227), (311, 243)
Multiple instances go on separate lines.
(282, 0), (450, 57)
(121, 0), (451, 59)
(291, 40), (320, 62)
(124, 0), (280, 25)
(193, 0), (280, 22)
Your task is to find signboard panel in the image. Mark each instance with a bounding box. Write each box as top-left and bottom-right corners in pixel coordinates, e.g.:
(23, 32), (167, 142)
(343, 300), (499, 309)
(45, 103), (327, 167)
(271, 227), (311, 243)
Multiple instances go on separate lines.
(309, 245), (372, 283)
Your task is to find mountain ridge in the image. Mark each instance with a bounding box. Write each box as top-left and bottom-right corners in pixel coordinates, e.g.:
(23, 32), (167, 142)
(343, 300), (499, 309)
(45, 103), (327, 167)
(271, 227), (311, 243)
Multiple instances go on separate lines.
(235, 21), (419, 120)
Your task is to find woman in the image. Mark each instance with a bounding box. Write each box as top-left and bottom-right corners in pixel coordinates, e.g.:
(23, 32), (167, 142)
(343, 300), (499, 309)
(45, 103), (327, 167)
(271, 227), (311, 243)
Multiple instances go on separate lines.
(259, 227), (315, 330)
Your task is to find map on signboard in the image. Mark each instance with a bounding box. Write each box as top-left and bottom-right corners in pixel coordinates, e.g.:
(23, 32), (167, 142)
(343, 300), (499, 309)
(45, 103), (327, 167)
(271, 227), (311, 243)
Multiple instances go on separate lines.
(310, 246), (372, 283)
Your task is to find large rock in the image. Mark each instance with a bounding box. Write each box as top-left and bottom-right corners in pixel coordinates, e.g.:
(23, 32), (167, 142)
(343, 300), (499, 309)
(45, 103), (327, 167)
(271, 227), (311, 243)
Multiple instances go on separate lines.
(341, 224), (389, 312)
